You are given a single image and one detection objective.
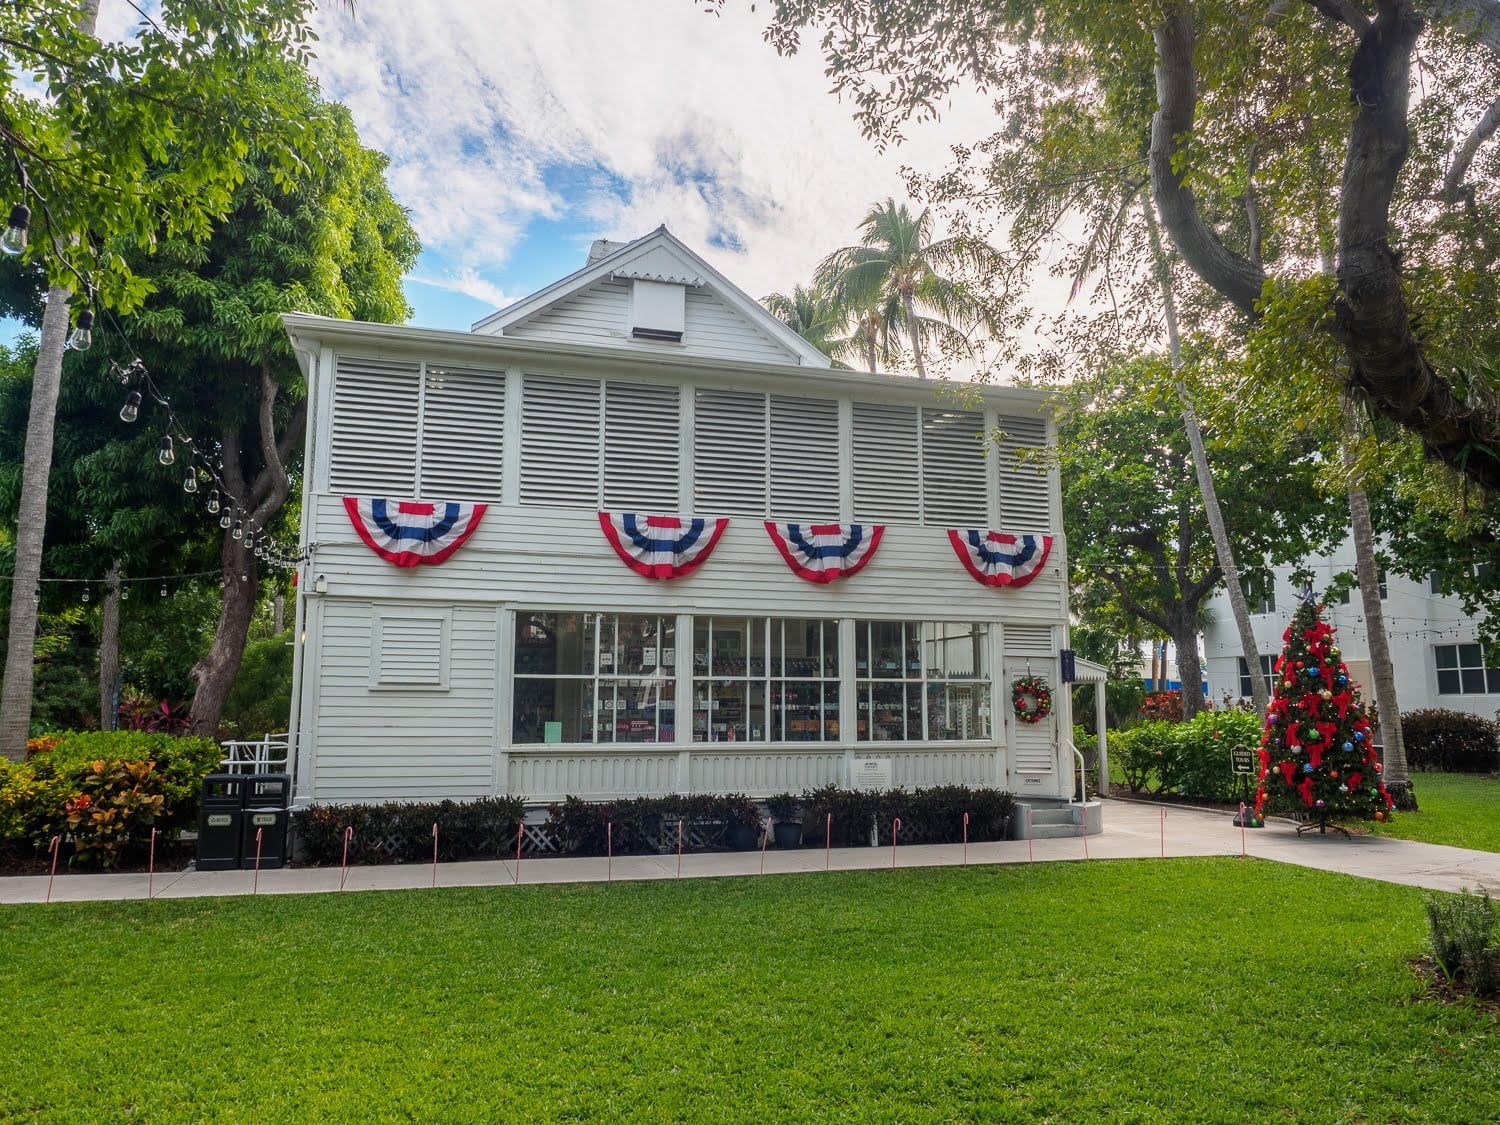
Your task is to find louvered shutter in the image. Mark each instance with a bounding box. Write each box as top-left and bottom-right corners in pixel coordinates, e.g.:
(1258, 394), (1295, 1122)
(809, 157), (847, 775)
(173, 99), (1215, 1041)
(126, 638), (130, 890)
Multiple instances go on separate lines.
(419, 365), (505, 500)
(372, 614), (448, 687)
(769, 395), (840, 517)
(920, 408), (987, 525)
(693, 389), (766, 515)
(604, 381), (679, 509)
(329, 356), (420, 494)
(996, 414), (1051, 530)
(852, 401), (920, 523)
(1004, 625), (1054, 655)
(520, 375), (601, 508)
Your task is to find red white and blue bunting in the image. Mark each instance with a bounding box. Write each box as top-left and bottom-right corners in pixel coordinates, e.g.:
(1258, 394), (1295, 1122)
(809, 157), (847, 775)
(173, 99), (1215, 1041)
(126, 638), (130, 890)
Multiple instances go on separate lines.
(343, 497), (488, 567)
(947, 529), (1054, 588)
(764, 521), (885, 584)
(598, 512), (729, 580)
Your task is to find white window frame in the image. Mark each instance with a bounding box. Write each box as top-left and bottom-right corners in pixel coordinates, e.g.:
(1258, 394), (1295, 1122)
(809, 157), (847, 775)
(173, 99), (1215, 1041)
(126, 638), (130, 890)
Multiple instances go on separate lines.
(1434, 642), (1500, 696)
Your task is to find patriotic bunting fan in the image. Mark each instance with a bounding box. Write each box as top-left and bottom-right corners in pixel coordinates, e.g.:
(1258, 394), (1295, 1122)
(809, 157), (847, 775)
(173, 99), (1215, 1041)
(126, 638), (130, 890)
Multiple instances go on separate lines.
(764, 521), (885, 584)
(599, 512), (729, 579)
(343, 497), (487, 567)
(947, 529), (1054, 588)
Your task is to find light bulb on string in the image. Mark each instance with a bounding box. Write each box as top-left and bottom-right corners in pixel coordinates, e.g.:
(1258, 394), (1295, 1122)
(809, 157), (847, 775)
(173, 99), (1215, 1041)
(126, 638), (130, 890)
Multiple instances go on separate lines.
(65, 309), (93, 352)
(158, 435), (175, 466)
(121, 586), (129, 600)
(81, 586), (90, 603)
(183, 468), (198, 493)
(119, 392), (141, 423)
(207, 490), (220, 514)
(0, 203), (30, 255)
(233, 520), (243, 540)
(160, 584), (167, 598)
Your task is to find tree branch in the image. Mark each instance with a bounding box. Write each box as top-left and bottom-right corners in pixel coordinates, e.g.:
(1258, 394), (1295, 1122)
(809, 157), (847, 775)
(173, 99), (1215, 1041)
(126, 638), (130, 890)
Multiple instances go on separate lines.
(1442, 91), (1500, 199)
(1423, 0), (1500, 56)
(1305, 0), (1374, 32)
(1150, 5), (1269, 316)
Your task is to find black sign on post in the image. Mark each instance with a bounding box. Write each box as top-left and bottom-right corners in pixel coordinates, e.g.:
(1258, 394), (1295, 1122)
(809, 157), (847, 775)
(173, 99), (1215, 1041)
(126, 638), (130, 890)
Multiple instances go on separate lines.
(1230, 744), (1256, 774)
(1060, 649), (1076, 684)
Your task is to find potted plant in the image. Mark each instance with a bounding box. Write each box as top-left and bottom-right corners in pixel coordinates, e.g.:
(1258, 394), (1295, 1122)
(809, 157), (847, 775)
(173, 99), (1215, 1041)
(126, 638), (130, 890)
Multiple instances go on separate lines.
(765, 792), (803, 848)
(722, 794), (763, 850)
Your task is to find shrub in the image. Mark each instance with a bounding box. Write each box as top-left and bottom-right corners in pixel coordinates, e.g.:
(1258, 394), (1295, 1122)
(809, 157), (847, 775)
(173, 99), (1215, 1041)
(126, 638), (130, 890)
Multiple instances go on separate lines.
(1402, 709), (1500, 773)
(1113, 722), (1178, 794)
(293, 796), (528, 865)
(801, 784), (1014, 846)
(764, 792), (801, 824)
(1172, 711), (1263, 802)
(1140, 691), (1185, 722)
(542, 793), (767, 856)
(1424, 888), (1499, 997)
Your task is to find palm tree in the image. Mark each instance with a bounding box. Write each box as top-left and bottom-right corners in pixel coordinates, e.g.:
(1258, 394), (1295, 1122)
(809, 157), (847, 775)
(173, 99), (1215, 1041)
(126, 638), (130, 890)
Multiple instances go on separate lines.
(815, 199), (1004, 379)
(761, 284), (849, 367)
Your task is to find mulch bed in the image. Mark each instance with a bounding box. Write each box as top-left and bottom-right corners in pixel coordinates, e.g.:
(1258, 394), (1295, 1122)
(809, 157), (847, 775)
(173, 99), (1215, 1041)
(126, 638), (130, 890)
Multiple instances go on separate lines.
(1409, 956), (1500, 1012)
(0, 839), (194, 877)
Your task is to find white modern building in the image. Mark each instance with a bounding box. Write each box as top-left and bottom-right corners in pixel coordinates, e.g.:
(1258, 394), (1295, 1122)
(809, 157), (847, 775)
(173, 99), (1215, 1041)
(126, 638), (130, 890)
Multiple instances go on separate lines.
(1202, 538), (1496, 718)
(279, 229), (1078, 808)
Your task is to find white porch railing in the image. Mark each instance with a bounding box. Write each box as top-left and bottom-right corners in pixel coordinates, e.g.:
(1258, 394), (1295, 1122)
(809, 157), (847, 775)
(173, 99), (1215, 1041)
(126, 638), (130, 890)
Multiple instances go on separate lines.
(219, 733), (290, 775)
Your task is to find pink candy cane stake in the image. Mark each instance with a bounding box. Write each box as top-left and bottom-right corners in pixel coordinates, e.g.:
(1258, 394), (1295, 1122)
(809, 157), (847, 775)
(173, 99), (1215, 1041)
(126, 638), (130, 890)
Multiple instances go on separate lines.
(1026, 807), (1034, 863)
(607, 822), (613, 884)
(824, 813), (832, 871)
(1078, 806), (1089, 860)
(962, 812), (970, 867)
(759, 819), (768, 875)
(45, 835), (61, 903)
(431, 822), (439, 888)
(513, 820), (524, 885)
(252, 827), (264, 896)
(339, 826), (353, 892)
(1238, 803), (1247, 859)
(147, 827), (157, 901)
(676, 818), (684, 879)
(1160, 806), (1168, 859)
(891, 818), (901, 869)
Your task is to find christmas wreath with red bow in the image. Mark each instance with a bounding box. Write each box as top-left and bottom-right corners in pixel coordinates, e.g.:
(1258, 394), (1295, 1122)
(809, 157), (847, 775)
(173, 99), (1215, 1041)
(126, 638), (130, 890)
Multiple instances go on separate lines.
(1011, 675), (1053, 724)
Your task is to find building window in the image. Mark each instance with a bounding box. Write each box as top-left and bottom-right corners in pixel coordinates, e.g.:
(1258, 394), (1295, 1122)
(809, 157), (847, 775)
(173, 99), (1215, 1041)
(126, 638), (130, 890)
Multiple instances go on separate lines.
(1434, 643), (1500, 695)
(1377, 568), (1388, 599)
(690, 617), (839, 742)
(1430, 570), (1444, 595)
(1237, 655), (1275, 699)
(854, 621), (991, 741)
(1241, 571), (1275, 615)
(512, 612), (675, 744)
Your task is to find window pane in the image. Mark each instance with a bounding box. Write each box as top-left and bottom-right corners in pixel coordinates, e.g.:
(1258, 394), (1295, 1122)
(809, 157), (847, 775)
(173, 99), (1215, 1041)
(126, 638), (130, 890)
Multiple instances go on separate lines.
(869, 621), (907, 678)
(615, 615), (673, 675)
(1435, 646), (1458, 670)
(926, 623), (988, 679)
(1488, 667), (1500, 695)
(1437, 669), (1461, 695)
(693, 678), (765, 742)
(1460, 643), (1483, 668)
(513, 677), (594, 743)
(866, 681), (909, 739)
(926, 682), (991, 740)
(514, 612), (595, 675)
(774, 679), (829, 741)
(1462, 668), (1486, 694)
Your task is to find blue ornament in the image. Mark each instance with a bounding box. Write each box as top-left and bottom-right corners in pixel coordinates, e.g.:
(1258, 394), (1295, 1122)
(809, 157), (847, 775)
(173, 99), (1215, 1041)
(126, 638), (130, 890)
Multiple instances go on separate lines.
(1342, 741), (1353, 751)
(1337, 675), (1347, 685)
(1302, 763), (1314, 773)
(1354, 731), (1365, 742)
(1307, 667), (1320, 677)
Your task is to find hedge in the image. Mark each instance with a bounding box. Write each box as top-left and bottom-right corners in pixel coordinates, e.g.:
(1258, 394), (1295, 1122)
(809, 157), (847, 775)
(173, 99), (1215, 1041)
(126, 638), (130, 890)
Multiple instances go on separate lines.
(798, 784), (1014, 846)
(1402, 709), (1500, 773)
(1114, 711), (1262, 801)
(0, 731), (221, 867)
(293, 796), (529, 864)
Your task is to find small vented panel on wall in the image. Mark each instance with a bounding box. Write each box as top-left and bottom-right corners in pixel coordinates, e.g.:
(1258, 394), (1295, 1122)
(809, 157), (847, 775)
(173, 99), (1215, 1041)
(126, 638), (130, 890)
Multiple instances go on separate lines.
(520, 374), (601, 508)
(694, 389), (767, 515)
(769, 394), (840, 517)
(921, 408), (987, 526)
(852, 401), (921, 523)
(329, 356), (421, 494)
(604, 380), (680, 509)
(371, 612), (449, 689)
(996, 414), (1051, 530)
(420, 365), (505, 500)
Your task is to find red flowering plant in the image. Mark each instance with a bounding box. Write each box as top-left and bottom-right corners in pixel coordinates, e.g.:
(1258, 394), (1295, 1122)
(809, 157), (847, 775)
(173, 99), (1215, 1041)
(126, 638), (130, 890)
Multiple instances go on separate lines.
(1139, 690), (1186, 722)
(1254, 596), (1394, 823)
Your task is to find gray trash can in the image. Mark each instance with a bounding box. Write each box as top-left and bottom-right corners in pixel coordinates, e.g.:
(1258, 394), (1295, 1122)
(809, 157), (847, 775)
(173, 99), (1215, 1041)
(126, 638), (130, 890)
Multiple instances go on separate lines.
(240, 773), (291, 870)
(196, 775), (245, 871)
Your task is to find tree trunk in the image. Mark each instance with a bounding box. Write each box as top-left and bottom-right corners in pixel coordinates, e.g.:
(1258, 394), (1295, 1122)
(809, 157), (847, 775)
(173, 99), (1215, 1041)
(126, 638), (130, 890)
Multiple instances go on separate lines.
(1174, 620), (1205, 720)
(0, 287), (71, 759)
(190, 536), (259, 738)
(862, 322), (877, 373)
(1343, 402), (1413, 806)
(1142, 198), (1269, 716)
(902, 291), (927, 379)
(273, 591), (285, 635)
(98, 561), (121, 731)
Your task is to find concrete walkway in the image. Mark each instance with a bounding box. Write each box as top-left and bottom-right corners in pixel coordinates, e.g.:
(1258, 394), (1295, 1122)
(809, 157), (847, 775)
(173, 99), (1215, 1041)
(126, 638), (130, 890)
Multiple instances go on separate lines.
(3, 799), (1498, 905)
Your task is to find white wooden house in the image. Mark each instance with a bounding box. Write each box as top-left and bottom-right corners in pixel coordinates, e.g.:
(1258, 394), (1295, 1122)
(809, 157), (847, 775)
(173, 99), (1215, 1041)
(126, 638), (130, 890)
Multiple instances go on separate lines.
(280, 228), (1076, 808)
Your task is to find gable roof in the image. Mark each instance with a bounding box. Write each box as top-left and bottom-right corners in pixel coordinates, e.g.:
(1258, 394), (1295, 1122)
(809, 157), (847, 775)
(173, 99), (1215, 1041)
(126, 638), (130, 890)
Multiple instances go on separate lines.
(470, 226), (832, 368)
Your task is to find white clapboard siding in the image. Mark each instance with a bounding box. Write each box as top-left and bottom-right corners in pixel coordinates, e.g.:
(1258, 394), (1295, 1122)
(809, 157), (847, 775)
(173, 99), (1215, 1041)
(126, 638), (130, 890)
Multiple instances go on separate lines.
(769, 395), (840, 517)
(682, 287), (796, 365)
(373, 614), (447, 686)
(996, 414), (1051, 530)
(420, 365), (505, 500)
(694, 389), (768, 515)
(329, 356), (421, 494)
(852, 401), (921, 523)
(603, 380), (680, 510)
(503, 279), (629, 345)
(921, 408), (987, 526)
(520, 374), (602, 508)
(314, 602), (497, 802)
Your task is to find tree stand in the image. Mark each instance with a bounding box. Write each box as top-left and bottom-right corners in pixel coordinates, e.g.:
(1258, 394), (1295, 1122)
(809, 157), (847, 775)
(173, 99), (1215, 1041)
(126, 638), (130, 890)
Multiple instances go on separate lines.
(1296, 815), (1351, 838)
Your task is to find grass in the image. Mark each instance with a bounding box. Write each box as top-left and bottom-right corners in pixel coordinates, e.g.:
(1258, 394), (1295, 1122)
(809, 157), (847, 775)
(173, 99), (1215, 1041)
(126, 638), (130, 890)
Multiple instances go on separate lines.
(1356, 772), (1500, 852)
(1, 859), (1496, 1122)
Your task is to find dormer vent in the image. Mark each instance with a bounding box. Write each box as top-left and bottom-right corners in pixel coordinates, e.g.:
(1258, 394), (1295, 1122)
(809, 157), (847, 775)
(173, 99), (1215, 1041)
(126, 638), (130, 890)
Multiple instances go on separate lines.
(627, 278), (686, 342)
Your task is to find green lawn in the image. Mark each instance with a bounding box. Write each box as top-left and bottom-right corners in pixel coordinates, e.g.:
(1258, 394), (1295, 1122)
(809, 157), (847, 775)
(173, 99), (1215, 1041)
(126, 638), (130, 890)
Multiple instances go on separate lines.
(2, 859), (1495, 1122)
(1358, 772), (1500, 852)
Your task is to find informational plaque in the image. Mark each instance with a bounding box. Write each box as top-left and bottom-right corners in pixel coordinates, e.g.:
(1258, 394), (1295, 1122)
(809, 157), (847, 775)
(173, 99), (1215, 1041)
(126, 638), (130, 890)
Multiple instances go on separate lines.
(850, 758), (893, 791)
(1230, 744), (1255, 774)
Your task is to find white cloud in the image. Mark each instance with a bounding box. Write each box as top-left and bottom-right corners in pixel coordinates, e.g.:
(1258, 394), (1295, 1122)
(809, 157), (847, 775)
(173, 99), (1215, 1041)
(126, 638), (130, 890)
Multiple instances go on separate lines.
(406, 269), (516, 310)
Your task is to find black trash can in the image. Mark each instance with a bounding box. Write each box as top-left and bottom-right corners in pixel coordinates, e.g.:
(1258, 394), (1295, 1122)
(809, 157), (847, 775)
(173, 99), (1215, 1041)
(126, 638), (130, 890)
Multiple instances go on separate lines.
(197, 774), (245, 871)
(240, 773), (291, 870)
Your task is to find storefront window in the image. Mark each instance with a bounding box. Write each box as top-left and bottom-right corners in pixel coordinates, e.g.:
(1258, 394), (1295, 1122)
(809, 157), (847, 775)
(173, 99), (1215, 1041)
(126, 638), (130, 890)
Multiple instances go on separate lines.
(691, 617), (839, 742)
(512, 612), (675, 743)
(855, 621), (990, 741)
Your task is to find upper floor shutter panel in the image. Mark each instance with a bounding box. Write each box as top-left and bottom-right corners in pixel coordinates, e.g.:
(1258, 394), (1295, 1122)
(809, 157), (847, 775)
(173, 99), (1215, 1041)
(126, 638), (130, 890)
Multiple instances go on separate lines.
(328, 356), (421, 495)
(769, 394), (841, 517)
(996, 414), (1051, 530)
(604, 381), (679, 510)
(520, 374), (601, 508)
(921, 407), (987, 526)
(852, 401), (920, 523)
(420, 365), (505, 500)
(693, 389), (767, 515)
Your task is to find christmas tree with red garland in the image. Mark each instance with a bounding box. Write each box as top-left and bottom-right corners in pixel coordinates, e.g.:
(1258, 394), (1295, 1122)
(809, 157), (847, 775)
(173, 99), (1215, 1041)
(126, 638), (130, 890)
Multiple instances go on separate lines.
(1255, 594), (1394, 824)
